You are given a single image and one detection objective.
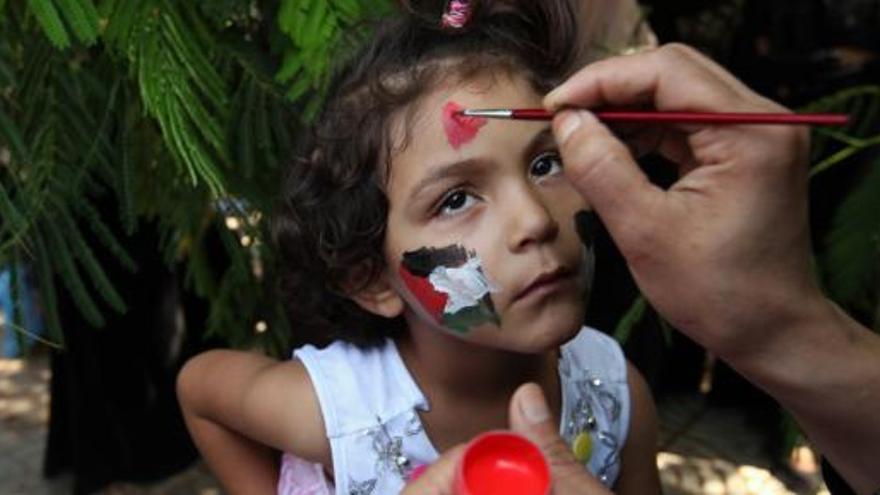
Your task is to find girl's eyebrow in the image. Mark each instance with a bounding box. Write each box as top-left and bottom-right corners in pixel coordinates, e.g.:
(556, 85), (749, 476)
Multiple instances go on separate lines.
(408, 157), (485, 203)
(407, 126), (554, 203)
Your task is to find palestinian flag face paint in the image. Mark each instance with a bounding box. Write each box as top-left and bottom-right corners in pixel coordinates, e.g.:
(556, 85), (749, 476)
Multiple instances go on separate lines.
(399, 245), (499, 335)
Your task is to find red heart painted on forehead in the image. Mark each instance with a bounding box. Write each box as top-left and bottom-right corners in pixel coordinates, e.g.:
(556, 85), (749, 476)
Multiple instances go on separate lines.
(442, 101), (487, 150)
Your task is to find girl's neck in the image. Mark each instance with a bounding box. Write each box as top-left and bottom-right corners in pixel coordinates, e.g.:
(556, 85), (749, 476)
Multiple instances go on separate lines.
(396, 318), (560, 406)
(395, 314), (565, 451)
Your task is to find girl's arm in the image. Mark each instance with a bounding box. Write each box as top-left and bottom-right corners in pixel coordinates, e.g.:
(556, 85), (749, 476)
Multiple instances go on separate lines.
(181, 405), (279, 493)
(614, 361), (662, 495)
(177, 349), (330, 494)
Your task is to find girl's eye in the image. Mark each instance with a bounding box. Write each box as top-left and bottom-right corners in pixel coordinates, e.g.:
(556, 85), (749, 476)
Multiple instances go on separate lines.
(437, 190), (477, 216)
(530, 151), (563, 179)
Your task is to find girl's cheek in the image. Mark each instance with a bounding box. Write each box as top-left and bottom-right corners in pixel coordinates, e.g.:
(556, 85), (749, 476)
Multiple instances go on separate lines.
(399, 244), (500, 334)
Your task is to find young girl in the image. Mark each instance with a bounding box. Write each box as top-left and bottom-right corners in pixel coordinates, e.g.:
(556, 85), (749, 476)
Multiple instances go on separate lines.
(177, 1), (661, 493)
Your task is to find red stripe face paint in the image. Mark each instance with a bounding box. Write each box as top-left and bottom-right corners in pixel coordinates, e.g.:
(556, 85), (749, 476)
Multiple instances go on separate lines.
(442, 101), (488, 150)
(398, 263), (449, 322)
(400, 245), (499, 334)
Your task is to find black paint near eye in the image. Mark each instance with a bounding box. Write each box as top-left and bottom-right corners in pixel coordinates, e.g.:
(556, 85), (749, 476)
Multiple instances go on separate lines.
(575, 209), (598, 246)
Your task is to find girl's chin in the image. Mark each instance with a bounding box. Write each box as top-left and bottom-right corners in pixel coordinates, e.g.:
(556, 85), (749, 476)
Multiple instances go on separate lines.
(483, 322), (584, 352)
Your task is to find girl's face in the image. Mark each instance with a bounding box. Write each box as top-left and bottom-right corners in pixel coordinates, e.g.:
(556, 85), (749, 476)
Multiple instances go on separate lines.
(382, 73), (592, 353)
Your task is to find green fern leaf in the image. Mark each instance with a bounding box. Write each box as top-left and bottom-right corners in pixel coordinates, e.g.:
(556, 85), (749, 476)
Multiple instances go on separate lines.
(100, 0), (140, 49)
(41, 219), (106, 327)
(824, 158), (880, 313)
(160, 9), (226, 105)
(803, 86), (880, 178)
(275, 51), (304, 82)
(170, 82), (225, 153)
(270, 102), (292, 157)
(32, 229), (65, 344)
(96, 0), (117, 17)
(613, 295), (647, 344)
(128, 3), (229, 196)
(303, 95), (322, 123)
(54, 202), (127, 313)
(303, 0), (329, 46)
(0, 182), (28, 239)
(285, 75), (311, 103)
(28, 0), (72, 49)
(255, 89), (271, 152)
(161, 95), (202, 186)
(56, 0), (100, 44)
(0, 107), (31, 163)
(117, 100), (137, 235)
(75, 0), (102, 33)
(236, 79), (256, 178)
(855, 93), (880, 138)
(78, 200), (138, 272)
(334, 0), (364, 23)
(275, 0), (390, 120)
(0, 52), (15, 88)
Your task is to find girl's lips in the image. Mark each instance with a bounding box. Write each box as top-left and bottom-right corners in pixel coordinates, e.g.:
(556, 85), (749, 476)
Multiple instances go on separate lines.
(512, 267), (573, 303)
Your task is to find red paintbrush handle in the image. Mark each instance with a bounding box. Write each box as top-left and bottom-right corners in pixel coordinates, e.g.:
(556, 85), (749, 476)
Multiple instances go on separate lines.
(509, 109), (849, 126)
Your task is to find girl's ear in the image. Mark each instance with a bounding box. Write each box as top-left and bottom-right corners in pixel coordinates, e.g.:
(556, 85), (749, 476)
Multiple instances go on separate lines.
(347, 269), (406, 319)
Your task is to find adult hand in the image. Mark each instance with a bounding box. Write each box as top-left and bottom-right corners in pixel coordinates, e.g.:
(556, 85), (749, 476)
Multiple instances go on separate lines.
(399, 444), (465, 495)
(401, 383), (611, 495)
(508, 383), (613, 495)
(546, 43), (818, 361)
(546, 43), (880, 494)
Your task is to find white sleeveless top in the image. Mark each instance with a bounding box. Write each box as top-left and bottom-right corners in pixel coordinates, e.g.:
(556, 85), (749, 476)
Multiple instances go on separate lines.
(279, 327), (630, 495)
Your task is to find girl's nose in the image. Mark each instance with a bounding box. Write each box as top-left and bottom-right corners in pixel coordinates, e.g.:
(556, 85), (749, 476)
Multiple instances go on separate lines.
(506, 187), (559, 252)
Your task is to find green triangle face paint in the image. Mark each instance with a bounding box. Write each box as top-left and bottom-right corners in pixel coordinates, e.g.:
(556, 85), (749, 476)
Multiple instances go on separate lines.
(400, 245), (499, 334)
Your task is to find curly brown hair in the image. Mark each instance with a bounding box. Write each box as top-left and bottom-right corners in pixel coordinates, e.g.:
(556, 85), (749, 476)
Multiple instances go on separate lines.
(272, 0), (580, 348)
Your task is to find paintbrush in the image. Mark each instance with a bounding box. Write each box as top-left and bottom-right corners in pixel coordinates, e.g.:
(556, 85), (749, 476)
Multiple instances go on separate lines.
(458, 108), (850, 126)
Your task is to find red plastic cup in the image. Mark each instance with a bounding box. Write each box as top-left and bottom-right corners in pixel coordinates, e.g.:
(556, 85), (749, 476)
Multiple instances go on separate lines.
(456, 431), (551, 495)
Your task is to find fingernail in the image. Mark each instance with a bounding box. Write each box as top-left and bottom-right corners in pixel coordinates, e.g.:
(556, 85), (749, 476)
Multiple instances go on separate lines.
(408, 463), (428, 482)
(544, 89), (562, 110)
(519, 384), (551, 425)
(556, 110), (582, 145)
(545, 82), (573, 110)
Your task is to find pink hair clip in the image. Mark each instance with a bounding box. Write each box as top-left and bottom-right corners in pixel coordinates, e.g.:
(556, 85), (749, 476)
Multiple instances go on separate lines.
(441, 0), (473, 29)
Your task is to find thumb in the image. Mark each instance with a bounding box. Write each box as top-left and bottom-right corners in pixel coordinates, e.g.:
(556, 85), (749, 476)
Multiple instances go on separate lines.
(553, 110), (664, 246)
(400, 444), (465, 495)
(510, 383), (613, 495)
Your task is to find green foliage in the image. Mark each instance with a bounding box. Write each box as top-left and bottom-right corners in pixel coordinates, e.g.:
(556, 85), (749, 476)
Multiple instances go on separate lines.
(804, 86), (880, 177)
(24, 0), (101, 48)
(824, 162), (880, 317)
(104, 0), (231, 195)
(0, 37), (128, 339)
(2, 0), (366, 354)
(613, 295), (647, 344)
(275, 0), (391, 120)
(27, 0), (72, 49)
(803, 86), (880, 325)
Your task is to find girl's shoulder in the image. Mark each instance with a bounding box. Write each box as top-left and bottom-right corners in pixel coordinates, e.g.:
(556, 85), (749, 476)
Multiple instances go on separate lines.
(560, 326), (627, 383)
(558, 327), (631, 487)
(293, 340), (427, 437)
